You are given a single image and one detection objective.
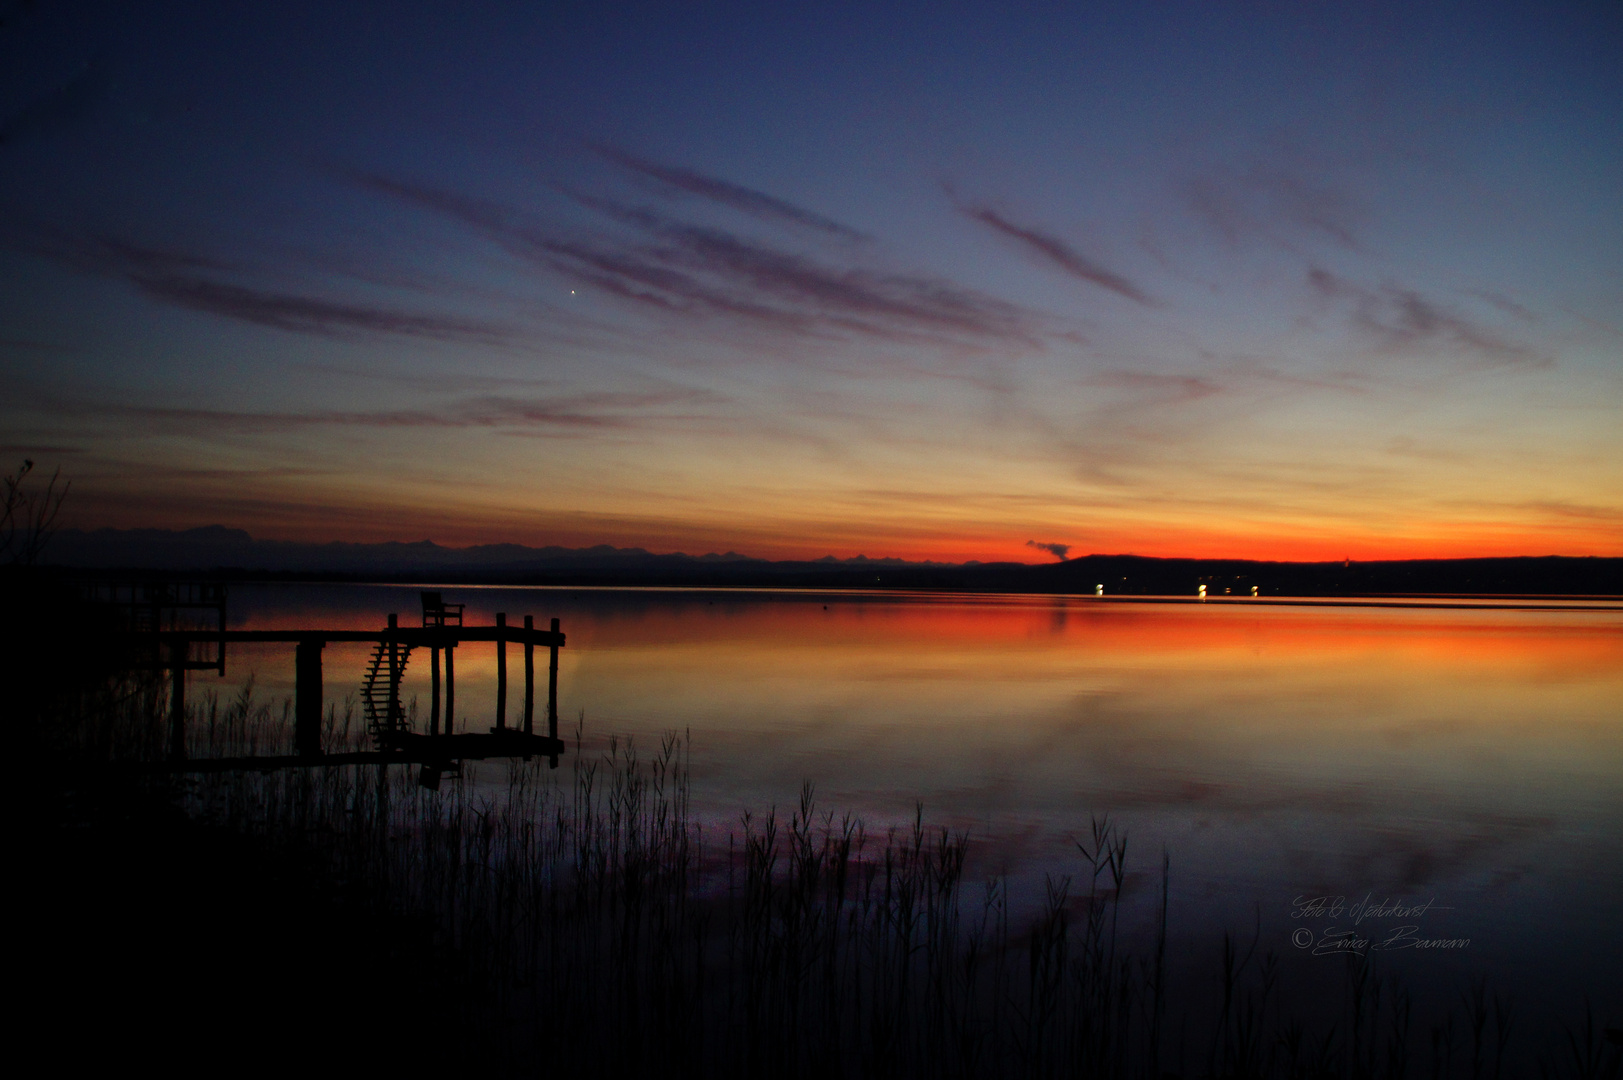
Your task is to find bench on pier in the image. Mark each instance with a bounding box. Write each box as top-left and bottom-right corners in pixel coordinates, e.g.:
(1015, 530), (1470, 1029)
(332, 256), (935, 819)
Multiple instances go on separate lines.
(421, 591), (464, 627)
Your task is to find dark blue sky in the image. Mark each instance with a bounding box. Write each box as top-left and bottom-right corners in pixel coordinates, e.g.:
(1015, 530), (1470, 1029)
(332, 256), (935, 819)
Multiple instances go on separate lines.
(3, 1), (1619, 559)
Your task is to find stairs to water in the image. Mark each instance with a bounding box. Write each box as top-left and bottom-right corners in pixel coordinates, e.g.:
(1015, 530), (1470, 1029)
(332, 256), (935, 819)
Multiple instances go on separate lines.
(361, 637), (414, 744)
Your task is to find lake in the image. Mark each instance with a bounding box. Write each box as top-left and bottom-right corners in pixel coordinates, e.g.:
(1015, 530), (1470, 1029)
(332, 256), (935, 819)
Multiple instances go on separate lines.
(198, 583), (1621, 1027)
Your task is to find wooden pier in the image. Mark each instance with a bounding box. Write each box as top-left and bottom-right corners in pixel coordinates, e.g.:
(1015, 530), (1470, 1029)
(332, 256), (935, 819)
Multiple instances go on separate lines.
(150, 595), (566, 782)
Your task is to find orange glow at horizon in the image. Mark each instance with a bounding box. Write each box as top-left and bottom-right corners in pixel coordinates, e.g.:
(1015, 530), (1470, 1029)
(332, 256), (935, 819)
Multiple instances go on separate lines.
(64, 475), (1623, 565)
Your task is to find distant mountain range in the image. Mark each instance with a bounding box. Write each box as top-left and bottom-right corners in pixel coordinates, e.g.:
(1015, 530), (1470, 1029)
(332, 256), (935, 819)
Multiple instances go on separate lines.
(44, 526), (965, 575)
(40, 526), (1623, 596)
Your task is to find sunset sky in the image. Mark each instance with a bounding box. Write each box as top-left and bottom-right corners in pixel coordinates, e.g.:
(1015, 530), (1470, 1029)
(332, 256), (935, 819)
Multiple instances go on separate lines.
(2, 1), (1619, 562)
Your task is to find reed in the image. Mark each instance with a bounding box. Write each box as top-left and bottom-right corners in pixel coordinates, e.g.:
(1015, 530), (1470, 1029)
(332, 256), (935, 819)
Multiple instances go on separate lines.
(61, 682), (1623, 1079)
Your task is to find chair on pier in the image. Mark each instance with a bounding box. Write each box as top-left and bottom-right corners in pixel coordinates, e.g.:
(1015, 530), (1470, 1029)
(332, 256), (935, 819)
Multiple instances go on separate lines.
(421, 591), (464, 627)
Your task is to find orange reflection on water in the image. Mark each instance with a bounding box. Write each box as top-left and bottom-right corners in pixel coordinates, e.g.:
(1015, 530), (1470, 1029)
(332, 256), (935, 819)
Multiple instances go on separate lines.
(215, 586), (1623, 837)
(221, 591), (1623, 749)
(204, 585), (1622, 1009)
(557, 596), (1622, 725)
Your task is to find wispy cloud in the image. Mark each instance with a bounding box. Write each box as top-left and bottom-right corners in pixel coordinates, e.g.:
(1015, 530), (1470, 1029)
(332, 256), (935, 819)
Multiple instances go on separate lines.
(0, 443), (85, 457)
(1187, 157), (1363, 250)
(356, 172), (1043, 349)
(958, 204), (1154, 306)
(1088, 370), (1223, 403)
(593, 145), (868, 241)
(1467, 290), (1538, 323)
(45, 389), (724, 437)
(135, 276), (508, 341)
(1524, 500), (1623, 525)
(1307, 267), (1543, 368)
(39, 236), (514, 343)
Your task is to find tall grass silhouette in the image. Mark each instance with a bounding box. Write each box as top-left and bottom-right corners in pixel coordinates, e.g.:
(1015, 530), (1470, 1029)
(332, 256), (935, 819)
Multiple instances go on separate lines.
(63, 680), (1623, 1079)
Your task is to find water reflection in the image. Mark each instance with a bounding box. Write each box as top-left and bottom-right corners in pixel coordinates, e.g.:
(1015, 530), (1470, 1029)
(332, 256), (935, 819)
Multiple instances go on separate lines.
(210, 584), (1621, 1014)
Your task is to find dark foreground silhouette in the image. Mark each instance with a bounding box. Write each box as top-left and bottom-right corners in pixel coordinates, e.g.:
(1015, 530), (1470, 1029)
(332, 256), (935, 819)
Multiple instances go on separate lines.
(23, 782), (467, 1073)
(10, 571), (1620, 1077)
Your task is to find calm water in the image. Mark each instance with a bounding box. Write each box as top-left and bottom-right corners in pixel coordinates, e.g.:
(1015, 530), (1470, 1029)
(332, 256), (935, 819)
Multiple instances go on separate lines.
(203, 584), (1621, 1020)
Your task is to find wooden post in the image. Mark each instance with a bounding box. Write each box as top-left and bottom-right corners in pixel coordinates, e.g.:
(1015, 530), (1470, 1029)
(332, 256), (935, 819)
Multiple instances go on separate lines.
(430, 644), (441, 736)
(167, 637), (187, 760)
(387, 613), (400, 732)
(216, 592), (227, 676)
(444, 642), (455, 736)
(495, 612), (507, 731)
(523, 615), (535, 736)
(548, 617), (560, 768)
(295, 637), (324, 757)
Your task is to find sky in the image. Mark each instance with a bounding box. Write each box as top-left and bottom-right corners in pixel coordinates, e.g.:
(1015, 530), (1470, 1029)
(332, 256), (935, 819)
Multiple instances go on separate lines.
(2, 1), (1620, 563)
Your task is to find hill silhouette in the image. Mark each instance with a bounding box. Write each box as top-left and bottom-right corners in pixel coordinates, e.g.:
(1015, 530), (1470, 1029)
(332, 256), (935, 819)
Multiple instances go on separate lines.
(44, 527), (1621, 596)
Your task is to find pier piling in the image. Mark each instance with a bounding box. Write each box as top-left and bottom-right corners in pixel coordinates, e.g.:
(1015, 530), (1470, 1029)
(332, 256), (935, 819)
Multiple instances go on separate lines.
(430, 644), (441, 736)
(523, 615), (535, 736)
(295, 637), (324, 757)
(495, 612), (507, 730)
(444, 640), (456, 735)
(386, 614), (401, 731)
(548, 616), (560, 767)
(168, 638), (187, 760)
